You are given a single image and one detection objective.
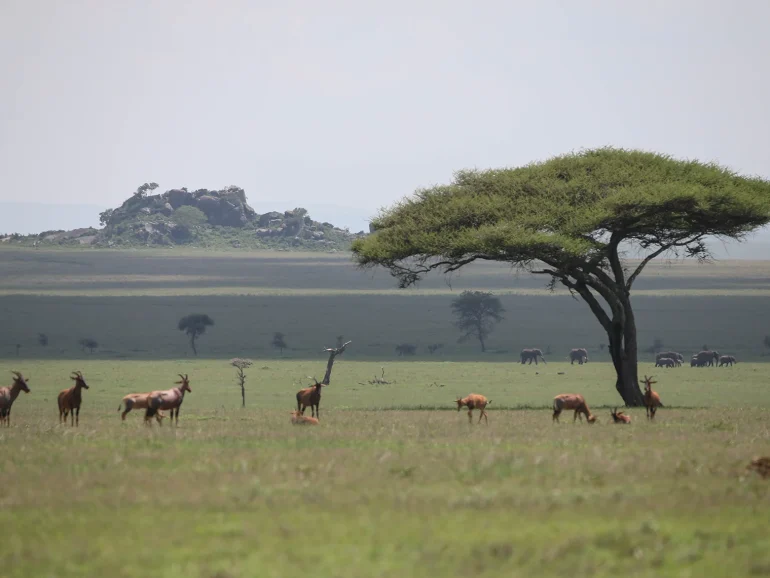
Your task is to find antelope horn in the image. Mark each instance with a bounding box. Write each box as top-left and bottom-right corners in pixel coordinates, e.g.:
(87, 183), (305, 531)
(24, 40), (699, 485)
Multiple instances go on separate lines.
(178, 374), (186, 381)
(11, 370), (22, 378)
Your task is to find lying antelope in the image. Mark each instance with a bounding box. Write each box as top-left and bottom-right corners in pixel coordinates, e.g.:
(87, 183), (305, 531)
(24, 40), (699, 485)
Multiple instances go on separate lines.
(296, 377), (324, 420)
(58, 371), (89, 426)
(455, 393), (490, 424)
(552, 393), (596, 424)
(145, 374), (191, 426)
(0, 371), (30, 426)
(118, 393), (166, 424)
(610, 407), (631, 424)
(290, 409), (319, 425)
(642, 375), (663, 420)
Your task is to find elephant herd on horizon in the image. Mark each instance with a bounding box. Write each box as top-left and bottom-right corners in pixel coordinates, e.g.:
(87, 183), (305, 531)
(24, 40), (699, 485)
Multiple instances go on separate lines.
(519, 348), (737, 368)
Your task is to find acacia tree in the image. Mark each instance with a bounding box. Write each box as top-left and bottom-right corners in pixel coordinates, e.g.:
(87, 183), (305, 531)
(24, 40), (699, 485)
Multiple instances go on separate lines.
(352, 148), (770, 405)
(230, 358), (253, 408)
(450, 290), (505, 352)
(178, 314), (214, 356)
(272, 332), (287, 354)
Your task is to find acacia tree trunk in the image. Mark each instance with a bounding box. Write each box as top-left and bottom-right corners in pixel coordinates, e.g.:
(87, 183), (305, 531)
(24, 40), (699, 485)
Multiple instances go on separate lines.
(606, 300), (644, 406)
(240, 384), (246, 408)
(190, 334), (197, 356)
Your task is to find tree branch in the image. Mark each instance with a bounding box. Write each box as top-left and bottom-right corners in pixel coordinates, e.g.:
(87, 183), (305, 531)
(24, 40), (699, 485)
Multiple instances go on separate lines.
(625, 234), (705, 290)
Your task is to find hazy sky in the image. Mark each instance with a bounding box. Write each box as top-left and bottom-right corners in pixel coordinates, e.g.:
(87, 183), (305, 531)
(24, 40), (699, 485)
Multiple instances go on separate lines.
(1, 0), (769, 230)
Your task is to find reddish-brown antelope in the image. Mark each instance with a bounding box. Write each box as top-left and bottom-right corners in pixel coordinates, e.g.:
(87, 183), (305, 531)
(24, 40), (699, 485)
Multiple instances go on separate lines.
(58, 371), (89, 426)
(296, 377), (324, 420)
(642, 375), (663, 420)
(455, 393), (490, 424)
(610, 407), (631, 424)
(118, 393), (166, 424)
(552, 393), (596, 424)
(290, 409), (319, 425)
(0, 371), (30, 426)
(145, 374), (192, 426)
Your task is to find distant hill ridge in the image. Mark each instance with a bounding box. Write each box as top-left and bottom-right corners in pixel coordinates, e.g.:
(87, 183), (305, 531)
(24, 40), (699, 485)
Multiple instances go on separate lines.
(0, 184), (368, 251)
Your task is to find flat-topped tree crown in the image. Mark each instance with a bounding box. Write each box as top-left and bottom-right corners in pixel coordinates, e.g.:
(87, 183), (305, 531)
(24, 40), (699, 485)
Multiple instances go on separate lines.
(352, 148), (770, 405)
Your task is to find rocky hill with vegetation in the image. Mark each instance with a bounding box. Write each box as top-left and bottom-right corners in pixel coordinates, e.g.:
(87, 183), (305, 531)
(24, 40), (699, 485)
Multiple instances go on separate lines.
(1, 183), (367, 251)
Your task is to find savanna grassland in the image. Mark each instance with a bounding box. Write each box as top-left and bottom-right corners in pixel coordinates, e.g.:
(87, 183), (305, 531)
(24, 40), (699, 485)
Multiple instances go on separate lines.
(1, 360), (769, 578)
(1, 248), (770, 577)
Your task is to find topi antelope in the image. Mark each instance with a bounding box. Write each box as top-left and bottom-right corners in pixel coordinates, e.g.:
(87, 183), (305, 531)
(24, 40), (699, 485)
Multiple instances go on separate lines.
(455, 393), (490, 424)
(296, 377), (324, 420)
(642, 375), (663, 420)
(0, 371), (30, 426)
(118, 393), (166, 424)
(552, 393), (596, 424)
(290, 409), (319, 425)
(610, 407), (631, 424)
(145, 374), (191, 426)
(58, 371), (89, 426)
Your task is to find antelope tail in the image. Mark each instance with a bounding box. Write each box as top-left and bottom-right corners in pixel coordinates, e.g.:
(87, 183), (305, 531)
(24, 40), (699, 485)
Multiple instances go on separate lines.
(117, 404), (122, 413)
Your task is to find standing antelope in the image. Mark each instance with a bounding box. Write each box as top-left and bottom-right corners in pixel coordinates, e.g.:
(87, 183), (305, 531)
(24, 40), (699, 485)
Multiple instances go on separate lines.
(455, 393), (490, 424)
(145, 374), (192, 426)
(118, 393), (166, 424)
(296, 377), (324, 419)
(610, 407), (631, 424)
(0, 371), (30, 426)
(58, 371), (89, 426)
(552, 393), (596, 424)
(642, 375), (663, 420)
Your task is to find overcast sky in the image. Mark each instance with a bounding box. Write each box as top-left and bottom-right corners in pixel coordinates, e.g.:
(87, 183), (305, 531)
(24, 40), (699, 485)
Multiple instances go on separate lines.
(1, 0), (769, 235)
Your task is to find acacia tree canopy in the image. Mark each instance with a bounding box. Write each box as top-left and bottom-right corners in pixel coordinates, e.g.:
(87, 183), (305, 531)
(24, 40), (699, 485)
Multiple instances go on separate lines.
(352, 148), (770, 405)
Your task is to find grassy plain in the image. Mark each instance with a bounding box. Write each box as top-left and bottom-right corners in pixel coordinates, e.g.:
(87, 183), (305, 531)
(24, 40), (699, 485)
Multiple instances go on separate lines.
(2, 249), (770, 576)
(1, 359), (769, 578)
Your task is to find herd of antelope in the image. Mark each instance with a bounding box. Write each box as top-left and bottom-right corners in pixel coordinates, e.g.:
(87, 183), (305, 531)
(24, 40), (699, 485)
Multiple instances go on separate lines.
(1, 369), (665, 428)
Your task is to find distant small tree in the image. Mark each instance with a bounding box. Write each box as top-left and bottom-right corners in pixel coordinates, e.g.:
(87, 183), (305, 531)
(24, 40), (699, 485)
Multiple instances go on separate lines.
(599, 343), (606, 351)
(230, 358), (253, 408)
(272, 332), (287, 354)
(172, 206), (208, 229)
(336, 335), (345, 349)
(133, 182), (159, 198)
(450, 290), (505, 352)
(702, 344), (709, 351)
(38, 333), (48, 347)
(178, 314), (214, 356)
(15, 344), (20, 357)
(98, 209), (114, 226)
(395, 343), (416, 356)
(764, 335), (770, 352)
(78, 338), (98, 353)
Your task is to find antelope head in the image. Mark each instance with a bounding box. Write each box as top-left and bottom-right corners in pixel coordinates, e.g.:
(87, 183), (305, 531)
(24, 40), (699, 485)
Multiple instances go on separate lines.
(70, 371), (89, 389)
(175, 374), (191, 393)
(11, 371), (30, 393)
(642, 375), (657, 391)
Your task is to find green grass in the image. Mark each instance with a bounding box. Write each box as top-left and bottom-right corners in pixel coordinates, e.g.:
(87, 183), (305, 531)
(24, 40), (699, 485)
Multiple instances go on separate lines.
(2, 360), (769, 577)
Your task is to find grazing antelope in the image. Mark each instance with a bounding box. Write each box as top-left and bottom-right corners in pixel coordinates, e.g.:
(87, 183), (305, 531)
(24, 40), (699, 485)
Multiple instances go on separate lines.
(455, 394), (490, 424)
(290, 409), (319, 425)
(296, 377), (324, 419)
(145, 374), (191, 426)
(642, 375), (663, 420)
(552, 393), (596, 424)
(58, 371), (89, 426)
(0, 371), (30, 426)
(118, 393), (166, 424)
(610, 407), (631, 424)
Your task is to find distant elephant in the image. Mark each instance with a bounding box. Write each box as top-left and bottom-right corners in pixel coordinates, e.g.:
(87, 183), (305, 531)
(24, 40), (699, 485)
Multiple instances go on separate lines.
(656, 357), (676, 368)
(656, 351), (683, 366)
(694, 350), (720, 367)
(719, 355), (736, 367)
(569, 348), (589, 365)
(520, 348), (546, 365)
